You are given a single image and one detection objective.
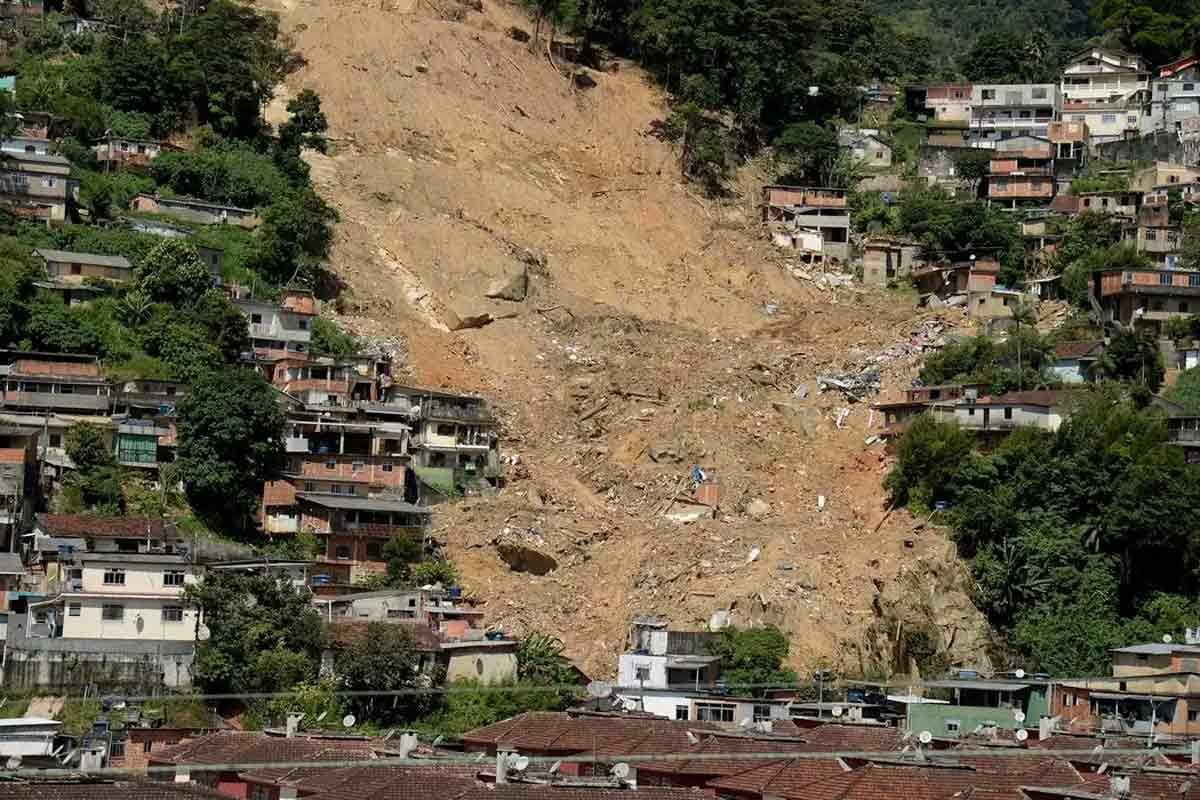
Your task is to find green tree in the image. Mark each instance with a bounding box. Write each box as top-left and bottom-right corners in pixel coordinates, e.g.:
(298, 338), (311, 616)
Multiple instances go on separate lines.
(426, 678), (570, 736)
(136, 240), (213, 307)
(410, 559), (459, 587)
(952, 150), (993, 197)
(704, 625), (797, 695)
(176, 368), (286, 530)
(65, 422), (114, 473)
(1167, 367), (1200, 414)
(648, 102), (730, 194)
(335, 622), (437, 721)
(310, 317), (358, 358)
(774, 122), (838, 185)
(516, 632), (575, 685)
(883, 414), (975, 509)
(1097, 329), (1165, 393)
(192, 289), (250, 363)
(382, 534), (424, 585)
(185, 572), (325, 694)
(161, 323), (221, 382)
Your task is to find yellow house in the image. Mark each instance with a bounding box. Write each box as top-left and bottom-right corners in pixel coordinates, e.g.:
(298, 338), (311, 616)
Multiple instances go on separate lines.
(27, 552), (200, 643)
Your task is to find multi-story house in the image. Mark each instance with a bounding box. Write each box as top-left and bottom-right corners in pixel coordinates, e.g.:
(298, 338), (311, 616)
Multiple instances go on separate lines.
(1143, 55), (1200, 135)
(299, 493), (430, 585)
(1130, 161), (1200, 192)
(615, 617), (791, 723)
(0, 356), (111, 414)
(7, 520), (200, 688)
(924, 83), (973, 123)
(0, 150), (72, 221)
(399, 385), (501, 498)
(986, 145), (1055, 209)
(0, 427), (36, 548)
(234, 289), (317, 361)
(268, 355), (388, 407)
(838, 128), (891, 168)
(1047, 121), (1088, 188)
(871, 383), (986, 438)
(1059, 48), (1149, 144)
(1133, 189), (1181, 267)
(111, 379), (186, 471)
(969, 84), (1059, 148)
(1076, 190), (1139, 218)
(760, 185), (850, 261)
(1093, 267), (1200, 332)
(931, 390), (1076, 435)
(0, 136), (52, 156)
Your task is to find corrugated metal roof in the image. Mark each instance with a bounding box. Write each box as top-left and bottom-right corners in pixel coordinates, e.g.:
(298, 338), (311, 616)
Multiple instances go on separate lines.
(296, 493), (430, 514)
(33, 249), (132, 269)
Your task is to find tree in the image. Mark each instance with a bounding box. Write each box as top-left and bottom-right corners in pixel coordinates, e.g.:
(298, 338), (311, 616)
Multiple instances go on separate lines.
(704, 625), (797, 695)
(136, 240), (213, 307)
(774, 122), (838, 185)
(185, 572), (325, 694)
(411, 559), (459, 587)
(382, 534), (424, 585)
(311, 317), (358, 358)
(161, 322), (221, 382)
(62, 421), (125, 513)
(335, 622), (435, 721)
(883, 414), (975, 509)
(1167, 367), (1200, 414)
(648, 103), (730, 194)
(515, 632), (575, 685)
(66, 422), (115, 474)
(176, 368), (286, 530)
(192, 289), (250, 363)
(1097, 329), (1165, 393)
(953, 150), (992, 197)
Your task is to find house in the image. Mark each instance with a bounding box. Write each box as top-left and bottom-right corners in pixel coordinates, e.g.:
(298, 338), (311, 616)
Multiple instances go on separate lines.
(130, 193), (260, 228)
(1130, 162), (1200, 192)
(861, 238), (924, 287)
(398, 385), (501, 499)
(266, 355), (389, 407)
(838, 128), (891, 168)
(870, 383), (986, 438)
(298, 494), (430, 585)
(34, 249), (134, 290)
(0, 150), (72, 221)
(1049, 340), (1104, 384)
(614, 617), (791, 723)
(0, 136), (51, 156)
(233, 288), (316, 361)
(125, 218), (223, 276)
(0, 428), (36, 546)
(969, 84), (1059, 148)
(986, 147), (1055, 209)
(932, 390), (1076, 435)
(0, 0), (43, 16)
(1143, 57), (1200, 135)
(924, 83), (973, 123)
(1047, 121), (1088, 178)
(0, 357), (111, 415)
(7, 547), (199, 689)
(1133, 188), (1181, 267)
(205, 558), (310, 592)
(1092, 267), (1200, 332)
(1076, 190), (1138, 218)
(1167, 415), (1200, 464)
(1059, 48), (1149, 145)
(760, 186), (850, 262)
(94, 136), (174, 169)
(904, 675), (1050, 739)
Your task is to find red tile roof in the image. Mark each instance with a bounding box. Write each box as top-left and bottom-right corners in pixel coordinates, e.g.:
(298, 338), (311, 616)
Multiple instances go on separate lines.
(0, 779), (231, 799)
(36, 514), (181, 539)
(461, 712), (724, 757)
(325, 619), (441, 652)
(151, 731), (379, 770)
(11, 359), (103, 379)
(971, 390), (1076, 408)
(306, 771), (708, 800)
(1053, 340), (1104, 360)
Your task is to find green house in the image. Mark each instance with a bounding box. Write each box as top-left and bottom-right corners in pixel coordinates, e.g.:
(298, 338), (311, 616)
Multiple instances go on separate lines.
(905, 678), (1050, 739)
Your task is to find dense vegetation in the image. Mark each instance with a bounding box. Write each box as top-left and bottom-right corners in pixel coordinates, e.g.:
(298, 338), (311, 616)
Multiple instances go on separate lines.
(886, 386), (1200, 676)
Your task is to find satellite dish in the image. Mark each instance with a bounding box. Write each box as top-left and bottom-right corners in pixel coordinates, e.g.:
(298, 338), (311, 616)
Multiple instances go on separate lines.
(1015, 729), (1029, 742)
(686, 732), (700, 745)
(315, 711), (328, 723)
(612, 762), (631, 780)
(549, 760), (562, 775)
(1015, 669), (1026, 679)
(586, 680), (613, 699)
(832, 706), (844, 718)
(342, 714), (356, 728)
(918, 731), (933, 745)
(510, 755), (530, 773)
(1014, 711), (1026, 723)
(5, 756), (20, 770)
(1164, 634), (1174, 644)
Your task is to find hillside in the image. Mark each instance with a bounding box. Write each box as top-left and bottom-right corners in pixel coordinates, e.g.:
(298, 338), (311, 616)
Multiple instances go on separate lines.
(261, 0), (993, 678)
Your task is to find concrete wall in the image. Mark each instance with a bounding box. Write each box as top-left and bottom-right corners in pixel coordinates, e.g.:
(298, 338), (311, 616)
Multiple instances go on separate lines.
(907, 703), (1031, 738)
(618, 653), (669, 689)
(4, 631), (194, 689)
(445, 647), (517, 683)
(57, 596), (196, 641)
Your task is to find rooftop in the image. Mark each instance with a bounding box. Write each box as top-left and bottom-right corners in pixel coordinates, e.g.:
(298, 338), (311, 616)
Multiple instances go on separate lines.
(10, 359), (104, 380)
(0, 779), (232, 800)
(1111, 643), (1200, 655)
(296, 493), (431, 515)
(32, 249), (133, 269)
(1053, 340), (1105, 360)
(35, 514), (181, 540)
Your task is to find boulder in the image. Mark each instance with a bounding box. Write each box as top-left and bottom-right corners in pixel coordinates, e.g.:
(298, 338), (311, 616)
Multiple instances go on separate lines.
(495, 539), (558, 575)
(746, 498), (770, 520)
(485, 267), (528, 302)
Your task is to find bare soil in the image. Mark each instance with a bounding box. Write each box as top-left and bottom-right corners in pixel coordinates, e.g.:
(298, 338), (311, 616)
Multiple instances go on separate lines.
(260, 0), (995, 679)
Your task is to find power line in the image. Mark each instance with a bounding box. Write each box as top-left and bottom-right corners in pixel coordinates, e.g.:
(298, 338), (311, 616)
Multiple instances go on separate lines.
(0, 746), (1191, 780)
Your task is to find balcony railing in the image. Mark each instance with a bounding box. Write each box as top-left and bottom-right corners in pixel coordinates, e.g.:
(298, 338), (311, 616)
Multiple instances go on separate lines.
(422, 400), (494, 421)
(2, 392), (109, 411)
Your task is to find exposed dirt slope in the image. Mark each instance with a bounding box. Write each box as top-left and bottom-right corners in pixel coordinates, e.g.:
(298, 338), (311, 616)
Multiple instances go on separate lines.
(262, 0), (994, 678)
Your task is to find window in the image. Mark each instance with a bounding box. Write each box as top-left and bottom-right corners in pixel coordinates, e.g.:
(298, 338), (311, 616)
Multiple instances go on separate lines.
(675, 705), (689, 721)
(1031, 87), (1047, 99)
(946, 720), (961, 733)
(1102, 114), (1117, 123)
(68, 602), (80, 617)
(1083, 198), (1091, 207)
(1004, 408), (1013, 420)
(1190, 708), (1200, 722)
(982, 89), (995, 100)
(635, 665), (651, 682)
(1127, 115), (1137, 124)
(110, 740), (126, 759)
(753, 704), (773, 722)
(103, 568), (126, 586)
(102, 604), (124, 621)
(336, 545), (351, 560)
(163, 606), (184, 622)
(137, 144), (146, 154)
(163, 570), (186, 587)
(1190, 273), (1200, 287)
(326, 460), (337, 470)
(1171, 175), (1181, 183)
(49, 434), (61, 448)
(352, 461), (364, 473)
(1161, 272), (1173, 285)
(366, 542), (382, 559)
(143, 741), (153, 753)
(250, 313), (262, 324)
(1148, 229), (1159, 241)
(968, 408), (976, 416)
(695, 702), (735, 723)
(437, 424), (455, 437)
(1187, 84), (1196, 92)
(1182, 303), (1190, 314)
(44, 178), (55, 188)
(329, 484), (343, 495)
(70, 263), (81, 275)
(875, 150), (883, 159)
(304, 481), (316, 492)
(382, 463), (394, 472)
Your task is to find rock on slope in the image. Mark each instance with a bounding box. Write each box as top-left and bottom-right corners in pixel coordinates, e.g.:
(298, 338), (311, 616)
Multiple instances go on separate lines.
(263, 0), (994, 678)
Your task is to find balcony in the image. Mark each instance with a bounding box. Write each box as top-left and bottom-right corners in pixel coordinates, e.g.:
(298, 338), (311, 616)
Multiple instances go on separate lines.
(422, 399), (494, 422)
(286, 436), (310, 453)
(248, 322), (311, 343)
(971, 117), (1053, 130)
(1168, 419), (1200, 443)
(2, 391), (109, 412)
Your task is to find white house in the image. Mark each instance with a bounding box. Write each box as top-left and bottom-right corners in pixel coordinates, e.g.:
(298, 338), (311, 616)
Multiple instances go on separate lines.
(933, 390), (1076, 434)
(1060, 48), (1149, 144)
(27, 552), (200, 642)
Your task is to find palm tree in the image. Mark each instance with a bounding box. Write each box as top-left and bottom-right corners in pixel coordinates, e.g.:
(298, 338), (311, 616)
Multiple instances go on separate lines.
(1010, 298), (1037, 391)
